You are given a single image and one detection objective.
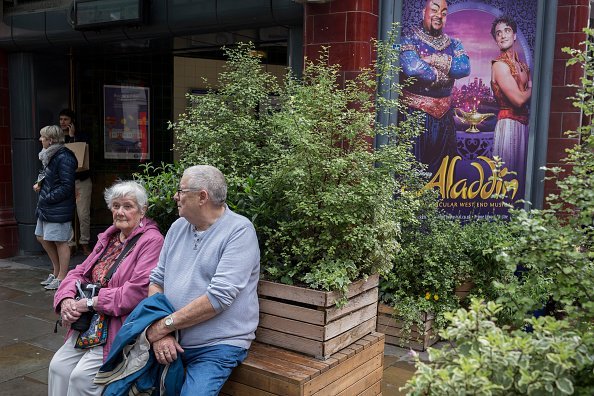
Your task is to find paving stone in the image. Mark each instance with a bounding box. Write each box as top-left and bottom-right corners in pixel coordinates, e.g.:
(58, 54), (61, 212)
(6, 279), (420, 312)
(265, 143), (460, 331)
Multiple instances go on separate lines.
(0, 316), (57, 347)
(24, 367), (49, 385)
(0, 342), (54, 383)
(0, 376), (48, 396)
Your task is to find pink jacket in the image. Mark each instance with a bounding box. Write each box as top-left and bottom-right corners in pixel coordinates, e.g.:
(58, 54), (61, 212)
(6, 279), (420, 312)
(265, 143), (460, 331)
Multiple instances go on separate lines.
(54, 218), (164, 361)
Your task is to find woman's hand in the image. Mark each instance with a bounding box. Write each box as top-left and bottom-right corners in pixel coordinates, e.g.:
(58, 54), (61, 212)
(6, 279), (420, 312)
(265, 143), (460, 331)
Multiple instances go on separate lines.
(60, 298), (82, 325)
(33, 183), (40, 193)
(73, 297), (93, 313)
(152, 335), (184, 365)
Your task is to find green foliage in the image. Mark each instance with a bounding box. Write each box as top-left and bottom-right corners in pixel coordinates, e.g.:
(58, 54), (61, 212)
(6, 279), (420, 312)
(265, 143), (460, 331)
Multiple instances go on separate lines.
(156, 33), (429, 298)
(405, 29), (594, 395)
(404, 299), (594, 396)
(380, 212), (512, 332)
(258, 46), (425, 296)
(133, 162), (184, 232)
(171, 43), (284, 214)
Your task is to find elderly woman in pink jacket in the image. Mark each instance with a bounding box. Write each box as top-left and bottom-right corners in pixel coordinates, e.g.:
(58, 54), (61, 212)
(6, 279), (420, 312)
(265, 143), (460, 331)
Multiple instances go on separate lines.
(49, 180), (164, 396)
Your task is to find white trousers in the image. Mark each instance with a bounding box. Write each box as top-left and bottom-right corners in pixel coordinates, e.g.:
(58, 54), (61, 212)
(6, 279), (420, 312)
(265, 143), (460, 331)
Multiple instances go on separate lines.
(48, 335), (104, 396)
(75, 178), (92, 245)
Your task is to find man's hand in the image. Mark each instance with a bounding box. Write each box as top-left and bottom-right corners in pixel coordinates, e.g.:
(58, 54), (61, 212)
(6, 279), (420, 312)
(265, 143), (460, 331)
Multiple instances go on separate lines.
(33, 183), (40, 193)
(151, 334), (184, 365)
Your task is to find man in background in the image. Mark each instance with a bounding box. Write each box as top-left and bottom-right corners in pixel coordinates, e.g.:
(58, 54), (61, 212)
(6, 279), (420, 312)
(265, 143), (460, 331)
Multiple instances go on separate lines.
(60, 109), (92, 255)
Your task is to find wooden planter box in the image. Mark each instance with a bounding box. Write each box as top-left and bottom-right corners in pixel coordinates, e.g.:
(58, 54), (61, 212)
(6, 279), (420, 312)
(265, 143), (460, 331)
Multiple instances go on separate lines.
(455, 280), (475, 300)
(376, 303), (438, 351)
(221, 332), (384, 396)
(256, 274), (379, 359)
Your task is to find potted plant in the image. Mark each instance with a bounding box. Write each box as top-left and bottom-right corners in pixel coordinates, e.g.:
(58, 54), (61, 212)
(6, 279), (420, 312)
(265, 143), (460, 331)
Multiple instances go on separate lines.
(377, 203), (513, 351)
(153, 38), (428, 358)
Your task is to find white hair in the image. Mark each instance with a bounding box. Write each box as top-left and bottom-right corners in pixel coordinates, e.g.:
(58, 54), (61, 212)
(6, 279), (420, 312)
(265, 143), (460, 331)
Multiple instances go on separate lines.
(183, 165), (227, 205)
(104, 180), (148, 212)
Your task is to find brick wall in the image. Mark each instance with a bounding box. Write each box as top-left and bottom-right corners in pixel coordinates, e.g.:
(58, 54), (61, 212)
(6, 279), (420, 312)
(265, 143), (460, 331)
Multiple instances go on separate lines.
(0, 50), (17, 257)
(303, 0), (379, 83)
(545, 0), (590, 197)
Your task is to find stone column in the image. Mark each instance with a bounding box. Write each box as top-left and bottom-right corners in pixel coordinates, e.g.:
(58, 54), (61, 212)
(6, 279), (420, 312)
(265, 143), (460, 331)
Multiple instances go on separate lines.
(0, 50), (18, 258)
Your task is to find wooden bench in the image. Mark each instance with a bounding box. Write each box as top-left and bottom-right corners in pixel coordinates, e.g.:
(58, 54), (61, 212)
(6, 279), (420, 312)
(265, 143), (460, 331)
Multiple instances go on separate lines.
(221, 332), (385, 396)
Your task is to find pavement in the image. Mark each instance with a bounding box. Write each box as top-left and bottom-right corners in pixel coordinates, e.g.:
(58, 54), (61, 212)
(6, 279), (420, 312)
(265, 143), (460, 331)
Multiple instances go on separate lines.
(0, 252), (421, 396)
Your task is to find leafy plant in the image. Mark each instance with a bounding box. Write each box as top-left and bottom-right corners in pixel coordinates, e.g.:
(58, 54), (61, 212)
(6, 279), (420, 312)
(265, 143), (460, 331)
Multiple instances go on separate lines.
(133, 162), (184, 231)
(404, 29), (594, 395)
(171, 42), (283, 215)
(404, 299), (593, 395)
(257, 47), (426, 295)
(159, 31), (430, 298)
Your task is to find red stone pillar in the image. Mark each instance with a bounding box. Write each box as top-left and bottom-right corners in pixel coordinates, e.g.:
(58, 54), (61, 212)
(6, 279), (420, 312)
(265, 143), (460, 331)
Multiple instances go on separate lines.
(303, 0), (378, 82)
(545, 0), (590, 197)
(0, 50), (17, 257)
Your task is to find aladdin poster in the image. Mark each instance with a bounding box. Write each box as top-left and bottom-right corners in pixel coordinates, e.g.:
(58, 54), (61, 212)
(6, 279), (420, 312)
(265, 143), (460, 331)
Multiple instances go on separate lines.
(398, 0), (537, 220)
(103, 85), (150, 160)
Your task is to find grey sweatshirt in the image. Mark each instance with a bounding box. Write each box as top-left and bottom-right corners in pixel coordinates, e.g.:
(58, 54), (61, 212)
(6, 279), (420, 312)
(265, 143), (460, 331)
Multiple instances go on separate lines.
(149, 206), (260, 350)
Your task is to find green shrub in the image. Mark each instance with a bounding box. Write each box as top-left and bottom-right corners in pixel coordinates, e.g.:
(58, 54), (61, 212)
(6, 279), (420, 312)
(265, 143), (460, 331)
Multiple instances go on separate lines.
(404, 29), (594, 395)
(404, 299), (593, 396)
(133, 161), (184, 231)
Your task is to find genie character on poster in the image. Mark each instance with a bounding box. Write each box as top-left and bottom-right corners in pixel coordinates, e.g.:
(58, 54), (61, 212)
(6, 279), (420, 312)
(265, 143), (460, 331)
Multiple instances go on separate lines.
(399, 0), (537, 220)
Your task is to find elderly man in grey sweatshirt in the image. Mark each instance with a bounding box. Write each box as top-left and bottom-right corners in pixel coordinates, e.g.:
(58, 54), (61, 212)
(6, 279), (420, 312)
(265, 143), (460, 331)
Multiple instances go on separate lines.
(146, 165), (260, 396)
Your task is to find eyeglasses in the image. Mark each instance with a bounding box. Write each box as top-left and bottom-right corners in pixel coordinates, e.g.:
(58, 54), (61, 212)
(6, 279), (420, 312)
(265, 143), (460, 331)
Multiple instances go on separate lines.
(176, 188), (201, 196)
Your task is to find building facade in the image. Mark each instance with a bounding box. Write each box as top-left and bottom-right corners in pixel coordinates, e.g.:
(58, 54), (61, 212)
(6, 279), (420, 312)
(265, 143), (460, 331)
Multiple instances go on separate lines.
(0, 0), (589, 256)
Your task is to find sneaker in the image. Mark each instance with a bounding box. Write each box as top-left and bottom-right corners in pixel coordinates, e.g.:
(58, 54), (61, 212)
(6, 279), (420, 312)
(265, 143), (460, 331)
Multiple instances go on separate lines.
(40, 273), (55, 285)
(44, 278), (61, 290)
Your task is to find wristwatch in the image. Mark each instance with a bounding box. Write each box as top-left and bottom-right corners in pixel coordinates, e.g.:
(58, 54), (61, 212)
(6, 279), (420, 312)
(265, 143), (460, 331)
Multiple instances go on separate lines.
(86, 298), (95, 312)
(164, 314), (176, 331)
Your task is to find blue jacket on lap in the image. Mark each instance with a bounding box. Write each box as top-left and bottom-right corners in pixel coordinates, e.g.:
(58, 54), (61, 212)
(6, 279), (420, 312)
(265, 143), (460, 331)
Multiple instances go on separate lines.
(95, 293), (184, 396)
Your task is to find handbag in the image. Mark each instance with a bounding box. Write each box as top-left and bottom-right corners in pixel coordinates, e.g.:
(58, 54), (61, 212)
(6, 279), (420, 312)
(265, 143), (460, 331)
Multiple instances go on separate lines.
(68, 233), (142, 348)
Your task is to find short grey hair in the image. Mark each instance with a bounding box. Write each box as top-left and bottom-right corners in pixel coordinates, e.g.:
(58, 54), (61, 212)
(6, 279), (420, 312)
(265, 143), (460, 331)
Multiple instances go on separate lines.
(40, 125), (65, 144)
(104, 180), (148, 212)
(183, 165), (227, 205)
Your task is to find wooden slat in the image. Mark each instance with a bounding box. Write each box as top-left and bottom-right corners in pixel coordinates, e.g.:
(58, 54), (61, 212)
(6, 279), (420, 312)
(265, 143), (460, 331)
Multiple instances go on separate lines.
(377, 303), (434, 320)
(377, 314), (434, 332)
(259, 297), (326, 325)
(259, 312), (325, 341)
(384, 334), (439, 351)
(358, 380), (382, 396)
(322, 318), (376, 358)
(303, 337), (384, 395)
(325, 287), (378, 322)
(249, 343), (329, 372)
(239, 351), (315, 384)
(325, 274), (379, 307)
(324, 303), (377, 339)
(246, 348), (322, 382)
(224, 366), (300, 396)
(312, 354), (382, 396)
(258, 275), (379, 308)
(334, 363), (383, 396)
(258, 280), (329, 306)
(220, 380), (278, 396)
(256, 327), (323, 357)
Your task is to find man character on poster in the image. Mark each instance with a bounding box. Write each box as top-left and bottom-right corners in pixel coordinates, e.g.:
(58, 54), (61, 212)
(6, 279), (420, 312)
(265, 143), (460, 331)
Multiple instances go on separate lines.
(400, 0), (471, 175)
(490, 15), (532, 186)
